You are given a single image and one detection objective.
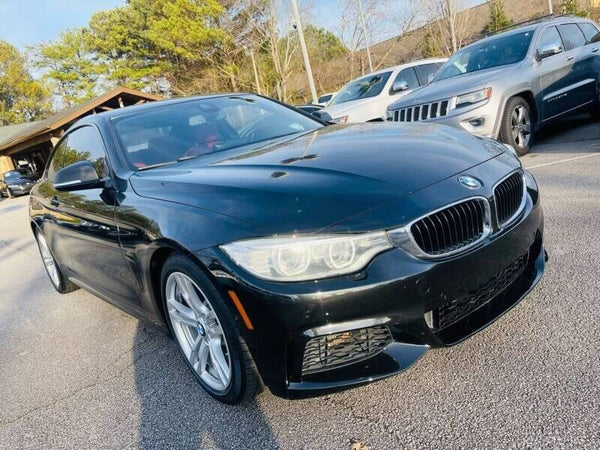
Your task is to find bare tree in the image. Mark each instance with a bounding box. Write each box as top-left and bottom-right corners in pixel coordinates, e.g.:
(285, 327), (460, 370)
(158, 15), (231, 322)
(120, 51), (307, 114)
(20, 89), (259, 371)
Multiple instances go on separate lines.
(422, 0), (475, 57)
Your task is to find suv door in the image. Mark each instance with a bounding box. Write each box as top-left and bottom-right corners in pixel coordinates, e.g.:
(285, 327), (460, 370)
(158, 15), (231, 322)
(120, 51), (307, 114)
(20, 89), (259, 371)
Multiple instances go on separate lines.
(557, 23), (594, 107)
(40, 126), (138, 304)
(534, 25), (573, 121)
(577, 22), (600, 104)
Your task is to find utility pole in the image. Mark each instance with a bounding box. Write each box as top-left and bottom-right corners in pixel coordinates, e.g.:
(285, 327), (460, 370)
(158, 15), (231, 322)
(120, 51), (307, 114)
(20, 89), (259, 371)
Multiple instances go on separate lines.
(291, 0), (318, 104)
(548, 0), (553, 14)
(249, 49), (261, 95)
(358, 0), (373, 73)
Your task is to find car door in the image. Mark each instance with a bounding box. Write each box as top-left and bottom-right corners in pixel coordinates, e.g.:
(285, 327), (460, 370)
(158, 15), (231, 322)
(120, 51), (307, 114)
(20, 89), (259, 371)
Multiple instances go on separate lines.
(556, 23), (593, 108)
(40, 125), (139, 305)
(534, 25), (575, 121)
(577, 21), (600, 104)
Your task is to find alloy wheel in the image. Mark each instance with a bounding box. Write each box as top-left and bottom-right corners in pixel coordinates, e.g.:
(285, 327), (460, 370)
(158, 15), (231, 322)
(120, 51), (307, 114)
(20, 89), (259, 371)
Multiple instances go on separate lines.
(37, 232), (60, 288)
(166, 272), (232, 392)
(511, 105), (531, 149)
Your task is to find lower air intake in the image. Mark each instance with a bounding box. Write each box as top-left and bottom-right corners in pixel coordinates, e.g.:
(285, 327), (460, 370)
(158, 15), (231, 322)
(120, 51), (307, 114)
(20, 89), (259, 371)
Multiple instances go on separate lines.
(301, 326), (392, 375)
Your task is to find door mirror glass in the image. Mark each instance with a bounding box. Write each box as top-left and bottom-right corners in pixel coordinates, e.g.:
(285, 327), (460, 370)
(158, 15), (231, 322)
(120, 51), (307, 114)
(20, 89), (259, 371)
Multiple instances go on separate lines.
(391, 80), (409, 93)
(538, 43), (562, 60)
(54, 160), (103, 191)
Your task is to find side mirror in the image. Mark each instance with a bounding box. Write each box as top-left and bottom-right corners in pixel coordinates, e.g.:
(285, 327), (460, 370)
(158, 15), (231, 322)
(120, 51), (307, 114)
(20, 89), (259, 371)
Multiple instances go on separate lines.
(538, 44), (562, 60)
(54, 160), (104, 191)
(427, 73), (435, 83)
(391, 80), (409, 93)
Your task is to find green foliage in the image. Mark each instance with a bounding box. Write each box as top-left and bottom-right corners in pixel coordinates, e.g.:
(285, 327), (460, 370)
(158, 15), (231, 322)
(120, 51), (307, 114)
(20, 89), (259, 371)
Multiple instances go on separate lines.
(304, 25), (347, 64)
(483, 0), (512, 34)
(0, 40), (50, 125)
(560, 0), (589, 17)
(34, 28), (101, 107)
(422, 31), (444, 58)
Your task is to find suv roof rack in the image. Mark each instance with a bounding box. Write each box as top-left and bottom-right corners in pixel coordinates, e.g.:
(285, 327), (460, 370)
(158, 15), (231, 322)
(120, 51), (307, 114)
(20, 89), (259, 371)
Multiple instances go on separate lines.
(483, 14), (574, 37)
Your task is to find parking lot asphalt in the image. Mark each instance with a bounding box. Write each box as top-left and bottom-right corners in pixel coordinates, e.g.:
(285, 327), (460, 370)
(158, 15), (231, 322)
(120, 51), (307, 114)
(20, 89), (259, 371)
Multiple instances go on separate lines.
(1, 117), (599, 449)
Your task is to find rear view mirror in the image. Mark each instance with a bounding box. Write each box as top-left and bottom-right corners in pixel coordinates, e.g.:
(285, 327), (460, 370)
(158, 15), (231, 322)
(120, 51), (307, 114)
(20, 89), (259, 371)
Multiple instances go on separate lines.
(54, 160), (104, 191)
(538, 44), (562, 60)
(391, 80), (409, 93)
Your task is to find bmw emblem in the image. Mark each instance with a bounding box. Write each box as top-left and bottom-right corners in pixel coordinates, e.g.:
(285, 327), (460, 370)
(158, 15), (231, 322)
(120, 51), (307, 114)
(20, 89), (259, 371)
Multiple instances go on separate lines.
(458, 175), (482, 189)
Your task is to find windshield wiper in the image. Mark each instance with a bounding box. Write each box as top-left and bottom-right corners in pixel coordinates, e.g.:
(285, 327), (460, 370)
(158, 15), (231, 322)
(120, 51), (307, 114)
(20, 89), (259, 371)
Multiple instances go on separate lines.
(137, 161), (177, 171)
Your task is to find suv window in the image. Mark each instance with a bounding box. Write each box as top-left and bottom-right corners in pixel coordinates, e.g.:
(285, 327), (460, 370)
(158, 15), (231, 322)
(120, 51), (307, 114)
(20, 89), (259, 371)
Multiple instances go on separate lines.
(415, 63), (440, 85)
(579, 22), (600, 44)
(537, 26), (564, 55)
(47, 127), (107, 183)
(558, 23), (586, 50)
(393, 67), (419, 91)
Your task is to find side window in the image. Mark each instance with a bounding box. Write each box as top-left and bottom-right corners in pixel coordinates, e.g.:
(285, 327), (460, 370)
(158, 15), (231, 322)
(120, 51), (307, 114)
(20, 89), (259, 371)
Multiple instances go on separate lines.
(47, 127), (107, 183)
(415, 63), (440, 85)
(558, 23), (587, 50)
(579, 22), (600, 44)
(393, 67), (419, 91)
(537, 26), (564, 55)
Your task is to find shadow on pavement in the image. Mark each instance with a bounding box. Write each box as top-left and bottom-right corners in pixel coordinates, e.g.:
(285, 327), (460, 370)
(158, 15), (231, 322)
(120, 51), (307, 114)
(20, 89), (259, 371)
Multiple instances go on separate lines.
(535, 113), (600, 148)
(133, 323), (278, 448)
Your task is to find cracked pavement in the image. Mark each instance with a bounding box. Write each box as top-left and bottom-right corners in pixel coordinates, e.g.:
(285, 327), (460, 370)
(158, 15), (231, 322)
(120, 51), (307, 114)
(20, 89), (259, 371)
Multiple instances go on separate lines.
(0, 115), (599, 449)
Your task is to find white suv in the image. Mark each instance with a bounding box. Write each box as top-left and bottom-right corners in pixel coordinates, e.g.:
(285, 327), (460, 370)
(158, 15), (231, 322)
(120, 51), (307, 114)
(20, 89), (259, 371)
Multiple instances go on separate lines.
(315, 58), (447, 123)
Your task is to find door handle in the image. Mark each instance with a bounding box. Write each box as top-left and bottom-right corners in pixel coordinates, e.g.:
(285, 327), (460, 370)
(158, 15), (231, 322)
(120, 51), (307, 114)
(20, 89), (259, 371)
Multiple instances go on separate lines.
(592, 48), (599, 53)
(50, 196), (60, 207)
(566, 56), (575, 61)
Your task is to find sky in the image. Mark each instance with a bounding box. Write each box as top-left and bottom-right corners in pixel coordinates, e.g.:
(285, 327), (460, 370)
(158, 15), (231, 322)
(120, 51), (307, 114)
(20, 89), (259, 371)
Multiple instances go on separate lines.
(0, 0), (124, 48)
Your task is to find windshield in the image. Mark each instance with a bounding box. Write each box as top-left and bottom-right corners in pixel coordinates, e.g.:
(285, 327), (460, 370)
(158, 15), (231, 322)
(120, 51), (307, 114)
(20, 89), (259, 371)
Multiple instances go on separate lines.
(4, 170), (29, 181)
(328, 72), (392, 106)
(112, 95), (323, 170)
(435, 31), (533, 81)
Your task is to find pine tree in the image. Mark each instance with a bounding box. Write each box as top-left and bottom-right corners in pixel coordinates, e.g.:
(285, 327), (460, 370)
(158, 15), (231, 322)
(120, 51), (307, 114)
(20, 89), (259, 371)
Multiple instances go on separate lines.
(483, 0), (512, 34)
(560, 0), (589, 17)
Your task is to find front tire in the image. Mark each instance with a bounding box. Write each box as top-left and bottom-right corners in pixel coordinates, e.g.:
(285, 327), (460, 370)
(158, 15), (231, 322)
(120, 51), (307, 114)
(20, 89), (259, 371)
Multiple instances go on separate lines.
(34, 230), (79, 294)
(499, 96), (533, 156)
(161, 254), (259, 404)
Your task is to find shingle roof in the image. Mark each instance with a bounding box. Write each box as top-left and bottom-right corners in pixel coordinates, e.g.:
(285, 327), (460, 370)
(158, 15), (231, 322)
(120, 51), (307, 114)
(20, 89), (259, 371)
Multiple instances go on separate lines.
(0, 87), (162, 152)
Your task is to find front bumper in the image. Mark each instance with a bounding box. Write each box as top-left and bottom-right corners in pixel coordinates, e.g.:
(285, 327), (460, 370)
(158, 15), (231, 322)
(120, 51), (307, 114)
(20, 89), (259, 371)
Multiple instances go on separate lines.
(9, 184), (33, 195)
(197, 174), (545, 398)
(387, 100), (500, 138)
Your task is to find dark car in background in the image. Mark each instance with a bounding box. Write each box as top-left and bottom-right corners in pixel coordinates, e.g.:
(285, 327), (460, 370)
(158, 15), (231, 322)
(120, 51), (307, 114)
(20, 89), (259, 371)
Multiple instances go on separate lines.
(30, 94), (546, 404)
(0, 169), (38, 198)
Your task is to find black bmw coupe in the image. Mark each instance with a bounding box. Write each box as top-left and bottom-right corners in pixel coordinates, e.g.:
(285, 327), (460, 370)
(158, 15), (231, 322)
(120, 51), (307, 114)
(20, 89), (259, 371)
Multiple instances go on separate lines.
(29, 94), (546, 404)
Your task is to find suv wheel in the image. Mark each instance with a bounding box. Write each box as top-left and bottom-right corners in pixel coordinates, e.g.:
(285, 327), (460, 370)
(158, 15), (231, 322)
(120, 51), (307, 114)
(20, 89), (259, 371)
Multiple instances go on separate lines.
(500, 97), (533, 156)
(161, 254), (260, 404)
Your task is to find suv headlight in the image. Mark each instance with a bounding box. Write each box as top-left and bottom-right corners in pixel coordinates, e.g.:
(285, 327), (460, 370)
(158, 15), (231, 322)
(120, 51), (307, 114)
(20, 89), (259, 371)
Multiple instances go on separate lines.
(456, 88), (491, 108)
(221, 232), (392, 282)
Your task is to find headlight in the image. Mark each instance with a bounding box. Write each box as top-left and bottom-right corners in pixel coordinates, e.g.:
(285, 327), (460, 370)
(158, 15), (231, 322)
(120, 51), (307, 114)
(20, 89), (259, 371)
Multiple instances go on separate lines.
(7, 184), (20, 189)
(456, 88), (491, 108)
(331, 116), (348, 124)
(220, 232), (392, 282)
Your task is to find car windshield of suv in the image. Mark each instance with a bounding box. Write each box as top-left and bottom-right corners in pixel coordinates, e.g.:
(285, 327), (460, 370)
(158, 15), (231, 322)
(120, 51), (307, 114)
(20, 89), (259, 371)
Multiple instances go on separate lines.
(112, 95), (323, 170)
(435, 31), (533, 81)
(328, 72), (392, 106)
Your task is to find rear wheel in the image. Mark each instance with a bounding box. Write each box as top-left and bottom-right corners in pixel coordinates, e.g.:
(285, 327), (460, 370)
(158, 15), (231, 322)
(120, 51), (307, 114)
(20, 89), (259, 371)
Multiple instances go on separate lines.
(499, 96), (533, 156)
(161, 254), (259, 404)
(35, 230), (79, 294)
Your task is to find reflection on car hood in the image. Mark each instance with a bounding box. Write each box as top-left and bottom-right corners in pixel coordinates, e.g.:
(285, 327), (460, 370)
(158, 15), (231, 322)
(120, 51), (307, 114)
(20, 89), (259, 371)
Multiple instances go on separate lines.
(130, 123), (505, 234)
(390, 64), (518, 108)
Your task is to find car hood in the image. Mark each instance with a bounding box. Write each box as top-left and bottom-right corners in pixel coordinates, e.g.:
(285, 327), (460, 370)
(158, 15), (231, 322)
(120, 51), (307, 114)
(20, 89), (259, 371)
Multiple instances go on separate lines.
(320, 98), (374, 118)
(391, 64), (518, 108)
(130, 123), (505, 234)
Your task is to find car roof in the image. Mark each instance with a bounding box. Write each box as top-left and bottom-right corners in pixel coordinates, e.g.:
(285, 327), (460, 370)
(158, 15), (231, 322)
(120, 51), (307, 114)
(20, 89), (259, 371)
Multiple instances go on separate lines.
(73, 92), (255, 126)
(461, 15), (594, 50)
(362, 58), (448, 78)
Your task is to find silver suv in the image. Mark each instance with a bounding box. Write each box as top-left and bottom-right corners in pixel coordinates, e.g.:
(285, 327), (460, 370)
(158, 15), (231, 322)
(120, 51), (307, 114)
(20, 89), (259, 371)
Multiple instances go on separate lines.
(386, 16), (600, 155)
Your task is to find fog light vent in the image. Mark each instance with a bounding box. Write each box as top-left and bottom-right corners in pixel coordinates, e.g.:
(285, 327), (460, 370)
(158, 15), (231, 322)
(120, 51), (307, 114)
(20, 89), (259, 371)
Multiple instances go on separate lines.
(301, 325), (392, 375)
